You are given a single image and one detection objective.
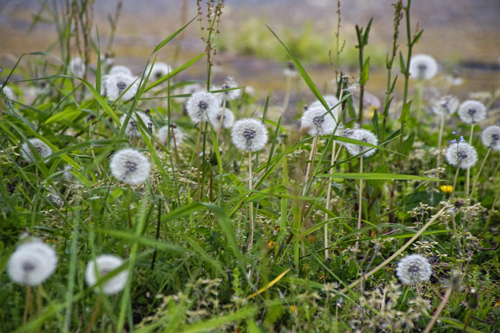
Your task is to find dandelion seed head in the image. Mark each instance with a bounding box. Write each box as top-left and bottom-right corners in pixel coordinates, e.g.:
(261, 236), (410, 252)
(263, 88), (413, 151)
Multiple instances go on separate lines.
(446, 142), (478, 169)
(119, 112), (154, 138)
(109, 65), (133, 77)
(175, 83), (203, 103)
(345, 129), (378, 157)
(431, 95), (459, 116)
(21, 138), (53, 163)
(186, 91), (219, 123)
(158, 125), (184, 146)
(458, 100), (486, 124)
(146, 62), (172, 82)
(2, 85), (15, 100)
(103, 73), (138, 101)
(209, 108), (235, 131)
(301, 105), (337, 136)
(110, 148), (151, 185)
(409, 54), (438, 80)
(283, 62), (298, 78)
(231, 119), (268, 152)
(396, 254), (432, 285)
(481, 125), (500, 150)
(219, 76), (240, 101)
(8, 241), (58, 286)
(69, 57), (85, 77)
(85, 254), (128, 295)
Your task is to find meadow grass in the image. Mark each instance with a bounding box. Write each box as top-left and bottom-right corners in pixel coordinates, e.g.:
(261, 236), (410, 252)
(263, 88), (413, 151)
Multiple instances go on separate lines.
(1, 0), (500, 332)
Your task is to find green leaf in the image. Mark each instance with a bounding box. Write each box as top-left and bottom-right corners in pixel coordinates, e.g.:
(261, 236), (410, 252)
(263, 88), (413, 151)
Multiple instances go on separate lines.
(316, 173), (441, 181)
(399, 51), (406, 73)
(363, 18), (374, 45)
(399, 100), (412, 123)
(412, 29), (424, 46)
(359, 57), (370, 85)
(151, 16), (197, 55)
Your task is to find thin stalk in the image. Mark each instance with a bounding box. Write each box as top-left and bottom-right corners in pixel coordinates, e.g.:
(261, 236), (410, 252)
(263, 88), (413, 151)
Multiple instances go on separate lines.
(85, 295), (102, 333)
(423, 286), (452, 333)
(36, 285), (43, 333)
(151, 201), (162, 270)
(355, 156), (364, 251)
(466, 124), (475, 195)
(23, 286), (33, 324)
(248, 152), (254, 251)
(436, 115), (445, 168)
(216, 97), (226, 141)
(171, 126), (180, 165)
(471, 147), (491, 198)
(195, 122), (203, 201)
(461, 310), (474, 333)
(282, 75), (291, 115)
(415, 79), (424, 119)
(302, 136), (319, 197)
(126, 185), (132, 229)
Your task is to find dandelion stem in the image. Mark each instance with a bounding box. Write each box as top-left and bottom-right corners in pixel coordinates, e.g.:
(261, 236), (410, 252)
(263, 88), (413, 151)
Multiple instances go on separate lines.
(195, 122), (203, 201)
(85, 295), (102, 333)
(126, 185), (132, 229)
(282, 75), (291, 115)
(471, 147), (491, 198)
(23, 285), (33, 324)
(216, 97), (226, 142)
(36, 284), (43, 333)
(302, 136), (319, 197)
(171, 126), (180, 165)
(248, 152), (254, 251)
(423, 285), (452, 333)
(451, 166), (460, 202)
(355, 156), (363, 252)
(466, 124), (475, 196)
(436, 115), (445, 168)
(415, 79), (424, 119)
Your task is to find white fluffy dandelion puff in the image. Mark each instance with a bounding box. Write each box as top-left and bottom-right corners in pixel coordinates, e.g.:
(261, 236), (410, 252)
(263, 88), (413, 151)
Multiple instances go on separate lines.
(110, 148), (151, 185)
(21, 138), (53, 163)
(481, 126), (500, 150)
(146, 62), (172, 82)
(119, 112), (154, 138)
(309, 95), (340, 111)
(186, 91), (219, 123)
(2, 85), (15, 100)
(219, 76), (240, 101)
(431, 95), (459, 117)
(345, 129), (378, 157)
(8, 241), (58, 285)
(458, 100), (486, 124)
(409, 54), (438, 81)
(109, 65), (133, 77)
(102, 73), (138, 101)
(396, 254), (432, 285)
(85, 254), (128, 295)
(158, 125), (184, 146)
(69, 57), (86, 77)
(209, 108), (235, 131)
(446, 142), (478, 169)
(231, 119), (268, 152)
(301, 105), (337, 136)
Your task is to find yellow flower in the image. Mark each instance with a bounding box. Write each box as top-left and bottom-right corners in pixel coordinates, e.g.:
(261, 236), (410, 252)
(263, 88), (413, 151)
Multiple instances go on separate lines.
(267, 240), (276, 250)
(290, 305), (298, 314)
(439, 185), (453, 194)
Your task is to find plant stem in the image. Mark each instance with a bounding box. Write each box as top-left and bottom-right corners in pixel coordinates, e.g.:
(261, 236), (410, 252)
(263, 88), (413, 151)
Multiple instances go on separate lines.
(196, 122), (203, 201)
(471, 147), (491, 198)
(423, 286), (452, 333)
(216, 97), (226, 142)
(23, 286), (33, 324)
(302, 136), (319, 197)
(85, 295), (102, 333)
(282, 75), (291, 115)
(436, 115), (445, 168)
(466, 124), (475, 196)
(248, 152), (254, 251)
(356, 156), (364, 251)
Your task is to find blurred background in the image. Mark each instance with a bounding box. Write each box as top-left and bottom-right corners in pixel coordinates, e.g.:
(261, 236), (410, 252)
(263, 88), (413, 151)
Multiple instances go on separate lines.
(1, 0), (499, 105)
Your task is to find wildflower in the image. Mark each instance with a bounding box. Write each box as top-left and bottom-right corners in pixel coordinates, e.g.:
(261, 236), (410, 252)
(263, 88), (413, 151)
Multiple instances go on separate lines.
(158, 125), (184, 146)
(396, 254), (432, 285)
(69, 57), (85, 77)
(1, 85), (15, 100)
(110, 148), (151, 185)
(439, 185), (453, 194)
(85, 254), (128, 295)
(21, 138), (53, 163)
(458, 100), (486, 124)
(445, 142), (478, 169)
(109, 65), (133, 76)
(186, 91), (219, 123)
(301, 105), (337, 136)
(218, 76), (240, 101)
(409, 54), (438, 80)
(267, 240), (276, 250)
(345, 129), (378, 157)
(431, 95), (459, 116)
(308, 94), (340, 118)
(208, 108), (235, 131)
(36, 80), (50, 95)
(146, 62), (172, 82)
(283, 62), (298, 78)
(8, 240), (58, 285)
(231, 118), (268, 152)
(102, 73), (138, 101)
(119, 111), (154, 138)
(481, 125), (500, 150)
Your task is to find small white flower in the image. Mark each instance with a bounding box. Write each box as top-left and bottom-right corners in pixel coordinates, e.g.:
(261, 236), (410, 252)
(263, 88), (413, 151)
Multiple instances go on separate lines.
(345, 129), (378, 157)
(146, 62), (173, 82)
(208, 108), (235, 131)
(69, 57), (85, 77)
(119, 112), (154, 138)
(446, 142), (478, 169)
(218, 76), (240, 101)
(231, 119), (268, 152)
(109, 65), (133, 76)
(8, 240), (58, 286)
(431, 95), (459, 117)
(85, 254), (128, 295)
(21, 138), (53, 163)
(481, 126), (500, 150)
(409, 54), (438, 80)
(301, 105), (337, 136)
(158, 125), (184, 146)
(186, 91), (219, 123)
(102, 74), (138, 101)
(110, 148), (151, 185)
(2, 86), (15, 100)
(458, 100), (486, 124)
(396, 254), (432, 285)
